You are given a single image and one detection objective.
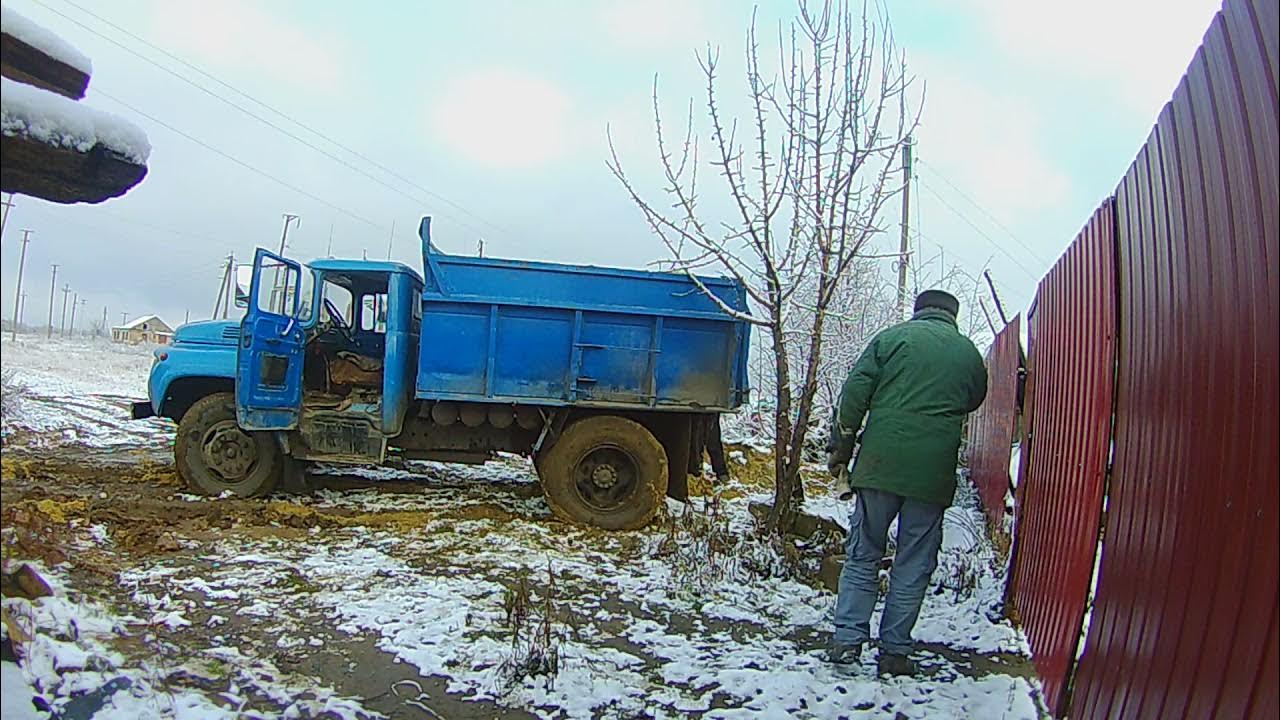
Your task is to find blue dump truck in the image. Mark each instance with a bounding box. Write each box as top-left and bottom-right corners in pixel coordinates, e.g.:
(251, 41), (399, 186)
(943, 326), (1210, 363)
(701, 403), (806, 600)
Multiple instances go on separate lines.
(132, 218), (750, 529)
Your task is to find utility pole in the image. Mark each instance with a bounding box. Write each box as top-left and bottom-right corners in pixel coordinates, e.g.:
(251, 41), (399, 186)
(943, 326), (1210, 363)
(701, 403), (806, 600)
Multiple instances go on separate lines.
(0, 194), (14, 241)
(71, 297), (87, 336)
(277, 213), (300, 254)
(59, 283), (72, 336)
(477, 238), (485, 258)
(10, 229), (30, 341)
(386, 219), (396, 261)
(223, 254), (236, 319)
(271, 214), (300, 312)
(101, 306), (108, 337)
(120, 312), (128, 325)
(46, 264), (59, 339)
(18, 292), (27, 330)
(184, 308), (190, 325)
(326, 224), (334, 257)
(69, 292), (79, 336)
(896, 135), (914, 319)
(213, 254), (234, 319)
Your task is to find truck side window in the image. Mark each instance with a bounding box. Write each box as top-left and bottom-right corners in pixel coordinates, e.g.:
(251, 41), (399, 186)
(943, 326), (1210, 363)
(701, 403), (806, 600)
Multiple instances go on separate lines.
(360, 293), (388, 333)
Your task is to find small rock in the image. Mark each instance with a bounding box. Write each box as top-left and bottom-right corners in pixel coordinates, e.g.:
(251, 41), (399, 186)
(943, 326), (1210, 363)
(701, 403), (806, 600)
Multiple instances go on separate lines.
(1, 564), (54, 600)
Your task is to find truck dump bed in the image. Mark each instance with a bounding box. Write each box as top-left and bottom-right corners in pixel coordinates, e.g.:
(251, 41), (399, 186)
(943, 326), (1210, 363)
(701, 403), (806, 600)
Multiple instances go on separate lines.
(415, 219), (750, 411)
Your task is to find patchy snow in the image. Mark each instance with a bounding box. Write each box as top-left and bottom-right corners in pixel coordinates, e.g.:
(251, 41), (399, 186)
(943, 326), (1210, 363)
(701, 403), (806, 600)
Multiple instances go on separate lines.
(1, 77), (150, 163)
(4, 564), (377, 719)
(2, 660), (47, 719)
(0, 6), (92, 75)
(2, 334), (1042, 718)
(1, 335), (169, 449)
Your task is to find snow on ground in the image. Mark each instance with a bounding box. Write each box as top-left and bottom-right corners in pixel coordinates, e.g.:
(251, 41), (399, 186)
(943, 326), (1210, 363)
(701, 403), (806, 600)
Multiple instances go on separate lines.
(1, 77), (151, 163)
(2, 334), (1043, 718)
(1, 334), (170, 450)
(0, 6), (93, 74)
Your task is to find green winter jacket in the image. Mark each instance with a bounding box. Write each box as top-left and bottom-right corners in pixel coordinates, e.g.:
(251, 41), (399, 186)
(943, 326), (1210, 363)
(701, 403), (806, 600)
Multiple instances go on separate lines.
(833, 307), (988, 506)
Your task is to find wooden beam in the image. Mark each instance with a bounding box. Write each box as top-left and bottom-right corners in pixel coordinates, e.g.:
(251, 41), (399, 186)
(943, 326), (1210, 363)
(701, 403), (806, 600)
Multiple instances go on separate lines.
(0, 133), (147, 204)
(1, 32), (89, 100)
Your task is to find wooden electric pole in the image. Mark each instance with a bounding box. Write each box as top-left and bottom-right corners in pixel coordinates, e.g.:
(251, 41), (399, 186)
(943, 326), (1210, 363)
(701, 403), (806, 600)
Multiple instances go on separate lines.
(213, 254), (235, 319)
(69, 292), (79, 335)
(10, 229), (30, 341)
(59, 283), (71, 336)
(46, 264), (58, 338)
(896, 136), (914, 319)
(0, 194), (14, 242)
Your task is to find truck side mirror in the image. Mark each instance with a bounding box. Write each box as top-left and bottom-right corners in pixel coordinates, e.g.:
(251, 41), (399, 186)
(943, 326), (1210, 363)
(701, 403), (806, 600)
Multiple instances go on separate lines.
(234, 291), (249, 309)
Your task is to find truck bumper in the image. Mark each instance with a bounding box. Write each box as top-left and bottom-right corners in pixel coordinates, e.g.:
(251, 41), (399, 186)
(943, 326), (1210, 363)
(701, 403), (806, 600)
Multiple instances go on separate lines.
(130, 401), (155, 420)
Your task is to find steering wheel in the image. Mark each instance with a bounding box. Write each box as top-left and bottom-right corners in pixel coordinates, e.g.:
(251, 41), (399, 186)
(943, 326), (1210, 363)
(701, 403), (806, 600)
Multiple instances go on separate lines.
(323, 298), (355, 343)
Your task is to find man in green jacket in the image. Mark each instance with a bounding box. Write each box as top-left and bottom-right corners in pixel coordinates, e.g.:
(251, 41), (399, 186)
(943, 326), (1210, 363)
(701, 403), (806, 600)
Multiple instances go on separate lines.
(826, 289), (987, 677)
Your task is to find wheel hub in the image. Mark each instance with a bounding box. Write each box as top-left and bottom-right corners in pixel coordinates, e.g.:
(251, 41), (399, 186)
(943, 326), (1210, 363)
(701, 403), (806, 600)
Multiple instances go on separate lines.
(202, 420), (258, 481)
(591, 464), (619, 489)
(573, 445), (638, 512)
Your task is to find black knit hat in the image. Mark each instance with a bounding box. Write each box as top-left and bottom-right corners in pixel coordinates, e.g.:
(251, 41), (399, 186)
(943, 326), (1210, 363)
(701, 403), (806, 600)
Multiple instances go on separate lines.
(914, 289), (960, 317)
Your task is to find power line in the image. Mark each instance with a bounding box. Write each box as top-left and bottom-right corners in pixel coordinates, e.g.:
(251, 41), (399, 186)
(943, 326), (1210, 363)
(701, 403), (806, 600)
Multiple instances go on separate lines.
(917, 180), (1043, 282)
(35, 0), (513, 243)
(916, 159), (1053, 265)
(93, 88), (387, 232)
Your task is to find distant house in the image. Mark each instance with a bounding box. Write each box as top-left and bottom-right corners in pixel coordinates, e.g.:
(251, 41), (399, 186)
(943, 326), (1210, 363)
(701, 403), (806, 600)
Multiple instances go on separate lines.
(111, 315), (172, 345)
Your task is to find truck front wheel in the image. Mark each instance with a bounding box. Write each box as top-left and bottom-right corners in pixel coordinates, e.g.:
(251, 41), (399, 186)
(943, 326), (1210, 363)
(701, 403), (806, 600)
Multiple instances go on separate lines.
(175, 392), (281, 497)
(536, 416), (668, 530)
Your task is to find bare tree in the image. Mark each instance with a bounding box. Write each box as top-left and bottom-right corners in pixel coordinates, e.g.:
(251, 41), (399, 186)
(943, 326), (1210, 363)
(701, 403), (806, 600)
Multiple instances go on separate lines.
(609, 0), (920, 532)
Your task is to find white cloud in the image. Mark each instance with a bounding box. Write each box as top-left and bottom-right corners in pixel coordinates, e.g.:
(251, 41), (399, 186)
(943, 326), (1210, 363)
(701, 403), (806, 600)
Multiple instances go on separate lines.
(968, 0), (1221, 115)
(913, 57), (1071, 221)
(597, 0), (708, 51)
(428, 68), (575, 170)
(146, 0), (345, 94)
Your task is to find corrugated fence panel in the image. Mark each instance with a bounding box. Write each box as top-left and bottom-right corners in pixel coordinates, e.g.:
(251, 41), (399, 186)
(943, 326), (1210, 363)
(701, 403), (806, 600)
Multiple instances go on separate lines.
(1010, 201), (1117, 716)
(966, 315), (1022, 527)
(1070, 0), (1279, 717)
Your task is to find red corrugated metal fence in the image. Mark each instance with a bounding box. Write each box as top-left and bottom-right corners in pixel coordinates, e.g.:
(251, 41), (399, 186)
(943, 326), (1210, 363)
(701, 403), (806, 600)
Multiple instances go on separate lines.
(966, 316), (1022, 527)
(1009, 202), (1117, 716)
(1069, 0), (1279, 716)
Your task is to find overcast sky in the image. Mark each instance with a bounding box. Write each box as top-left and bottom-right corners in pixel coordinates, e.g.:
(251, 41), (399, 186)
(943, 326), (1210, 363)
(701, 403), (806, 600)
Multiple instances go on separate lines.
(1, 0), (1220, 333)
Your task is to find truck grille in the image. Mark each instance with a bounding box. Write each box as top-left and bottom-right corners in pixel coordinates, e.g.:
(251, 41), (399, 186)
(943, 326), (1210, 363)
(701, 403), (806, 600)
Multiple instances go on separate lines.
(221, 326), (241, 340)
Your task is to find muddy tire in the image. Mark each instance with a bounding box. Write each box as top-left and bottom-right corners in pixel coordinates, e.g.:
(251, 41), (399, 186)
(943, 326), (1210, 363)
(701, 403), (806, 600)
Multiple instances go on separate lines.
(175, 392), (280, 497)
(535, 416), (667, 530)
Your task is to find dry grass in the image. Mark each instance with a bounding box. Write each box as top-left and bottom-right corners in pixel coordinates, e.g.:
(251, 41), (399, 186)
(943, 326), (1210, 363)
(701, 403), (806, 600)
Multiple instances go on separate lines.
(497, 563), (562, 692)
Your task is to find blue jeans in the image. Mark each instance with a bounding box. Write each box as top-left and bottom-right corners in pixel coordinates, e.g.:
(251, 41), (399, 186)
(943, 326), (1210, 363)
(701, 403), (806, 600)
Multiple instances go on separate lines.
(833, 487), (944, 655)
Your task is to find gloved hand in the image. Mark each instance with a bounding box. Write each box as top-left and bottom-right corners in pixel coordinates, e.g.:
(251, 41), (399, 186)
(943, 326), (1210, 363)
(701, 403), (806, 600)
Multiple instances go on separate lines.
(827, 443), (853, 477)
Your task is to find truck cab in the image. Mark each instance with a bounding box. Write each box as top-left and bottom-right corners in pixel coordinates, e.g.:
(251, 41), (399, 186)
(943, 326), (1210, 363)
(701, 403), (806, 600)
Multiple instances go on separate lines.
(135, 217), (750, 530)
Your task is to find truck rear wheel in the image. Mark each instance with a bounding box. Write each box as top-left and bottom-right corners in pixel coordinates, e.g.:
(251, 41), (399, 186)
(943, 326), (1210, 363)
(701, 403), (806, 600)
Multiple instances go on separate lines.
(535, 416), (668, 530)
(176, 392), (281, 497)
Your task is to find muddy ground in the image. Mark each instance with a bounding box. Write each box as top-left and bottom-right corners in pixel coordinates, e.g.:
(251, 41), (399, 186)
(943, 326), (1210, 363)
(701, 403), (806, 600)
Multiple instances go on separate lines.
(2, 437), (1040, 719)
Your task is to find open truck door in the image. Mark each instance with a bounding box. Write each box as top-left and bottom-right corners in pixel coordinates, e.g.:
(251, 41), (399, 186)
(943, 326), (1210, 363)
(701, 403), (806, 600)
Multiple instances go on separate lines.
(237, 249), (306, 430)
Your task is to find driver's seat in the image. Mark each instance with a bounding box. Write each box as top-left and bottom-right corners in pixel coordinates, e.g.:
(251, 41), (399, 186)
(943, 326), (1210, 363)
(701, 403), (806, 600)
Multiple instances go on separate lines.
(329, 351), (383, 389)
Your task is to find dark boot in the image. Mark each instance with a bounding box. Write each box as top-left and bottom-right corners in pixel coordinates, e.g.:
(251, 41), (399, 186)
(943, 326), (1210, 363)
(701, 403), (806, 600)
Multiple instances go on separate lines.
(826, 642), (862, 666)
(877, 651), (917, 677)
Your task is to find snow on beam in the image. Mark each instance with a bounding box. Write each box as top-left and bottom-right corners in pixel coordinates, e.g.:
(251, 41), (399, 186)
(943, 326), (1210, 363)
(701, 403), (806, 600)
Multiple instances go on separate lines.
(1, 76), (149, 204)
(0, 6), (91, 99)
